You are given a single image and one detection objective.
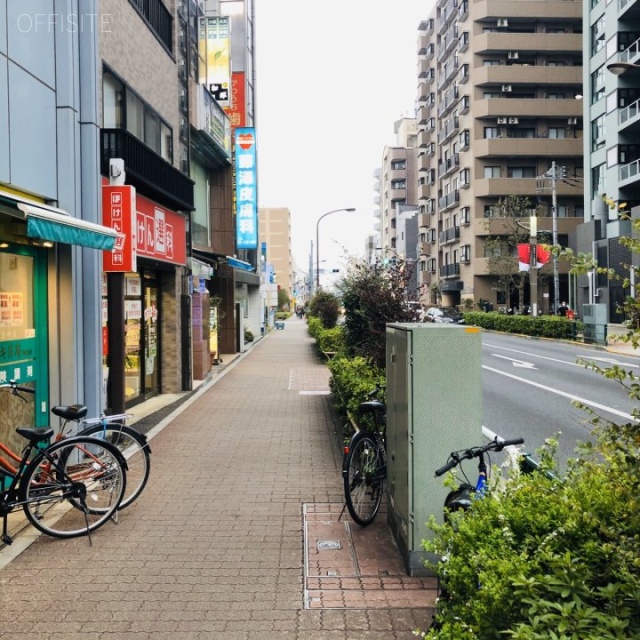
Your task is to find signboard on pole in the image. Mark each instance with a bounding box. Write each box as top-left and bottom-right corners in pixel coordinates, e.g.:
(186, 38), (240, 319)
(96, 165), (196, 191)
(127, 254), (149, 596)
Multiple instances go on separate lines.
(103, 185), (136, 272)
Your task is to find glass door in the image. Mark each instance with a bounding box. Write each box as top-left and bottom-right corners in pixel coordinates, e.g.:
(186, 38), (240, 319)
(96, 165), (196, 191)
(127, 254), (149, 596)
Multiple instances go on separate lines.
(142, 276), (159, 396)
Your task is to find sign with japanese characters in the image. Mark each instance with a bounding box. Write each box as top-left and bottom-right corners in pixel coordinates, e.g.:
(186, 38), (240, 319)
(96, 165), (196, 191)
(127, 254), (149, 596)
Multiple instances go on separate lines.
(234, 127), (258, 249)
(103, 185), (136, 272)
(223, 72), (246, 130)
(135, 195), (187, 266)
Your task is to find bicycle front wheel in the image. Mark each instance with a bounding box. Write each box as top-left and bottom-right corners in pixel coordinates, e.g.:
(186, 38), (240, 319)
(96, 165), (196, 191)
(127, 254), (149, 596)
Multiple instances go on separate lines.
(19, 437), (126, 539)
(344, 432), (383, 526)
(79, 423), (150, 509)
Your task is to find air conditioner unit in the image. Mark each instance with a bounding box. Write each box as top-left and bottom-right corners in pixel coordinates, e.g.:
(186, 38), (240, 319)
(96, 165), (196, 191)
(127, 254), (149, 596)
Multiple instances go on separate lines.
(568, 117), (578, 125)
(497, 18), (509, 27)
(497, 117), (508, 124)
(501, 84), (512, 92)
(508, 117), (519, 124)
(508, 51), (519, 60)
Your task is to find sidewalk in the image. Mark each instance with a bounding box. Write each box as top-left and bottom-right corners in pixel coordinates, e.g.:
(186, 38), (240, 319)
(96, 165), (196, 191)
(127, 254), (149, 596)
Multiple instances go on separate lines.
(0, 317), (435, 639)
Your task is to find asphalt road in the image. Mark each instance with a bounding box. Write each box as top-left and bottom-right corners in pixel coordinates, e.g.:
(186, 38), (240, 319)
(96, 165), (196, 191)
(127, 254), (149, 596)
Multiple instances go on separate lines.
(481, 333), (638, 467)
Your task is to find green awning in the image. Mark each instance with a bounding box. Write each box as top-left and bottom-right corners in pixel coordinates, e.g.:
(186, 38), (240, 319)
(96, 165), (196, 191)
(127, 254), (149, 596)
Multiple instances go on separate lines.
(0, 189), (118, 251)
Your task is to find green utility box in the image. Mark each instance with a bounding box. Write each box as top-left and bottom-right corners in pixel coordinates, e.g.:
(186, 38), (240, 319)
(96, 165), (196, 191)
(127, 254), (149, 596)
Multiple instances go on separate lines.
(385, 323), (483, 576)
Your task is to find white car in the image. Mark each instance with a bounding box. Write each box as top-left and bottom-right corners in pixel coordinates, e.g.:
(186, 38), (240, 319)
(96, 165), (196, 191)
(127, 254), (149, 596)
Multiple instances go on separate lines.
(424, 307), (465, 324)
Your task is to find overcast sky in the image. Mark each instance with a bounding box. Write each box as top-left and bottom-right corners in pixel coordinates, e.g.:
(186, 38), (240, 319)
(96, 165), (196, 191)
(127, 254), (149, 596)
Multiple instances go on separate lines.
(254, 1), (435, 270)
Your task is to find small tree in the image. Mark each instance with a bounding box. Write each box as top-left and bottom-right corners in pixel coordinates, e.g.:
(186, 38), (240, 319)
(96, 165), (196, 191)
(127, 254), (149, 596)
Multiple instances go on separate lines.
(308, 290), (340, 328)
(338, 257), (421, 369)
(484, 195), (543, 311)
(277, 287), (291, 311)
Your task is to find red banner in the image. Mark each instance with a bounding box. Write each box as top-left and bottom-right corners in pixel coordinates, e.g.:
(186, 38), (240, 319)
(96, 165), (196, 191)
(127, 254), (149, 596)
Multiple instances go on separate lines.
(517, 244), (551, 272)
(223, 72), (246, 129)
(103, 185), (136, 272)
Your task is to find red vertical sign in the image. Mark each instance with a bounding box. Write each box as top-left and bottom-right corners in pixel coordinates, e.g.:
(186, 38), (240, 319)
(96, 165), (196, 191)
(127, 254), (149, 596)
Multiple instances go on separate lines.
(103, 185), (136, 272)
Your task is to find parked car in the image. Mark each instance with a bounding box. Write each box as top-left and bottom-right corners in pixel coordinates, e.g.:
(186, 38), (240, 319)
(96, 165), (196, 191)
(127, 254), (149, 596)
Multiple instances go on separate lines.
(424, 306), (465, 324)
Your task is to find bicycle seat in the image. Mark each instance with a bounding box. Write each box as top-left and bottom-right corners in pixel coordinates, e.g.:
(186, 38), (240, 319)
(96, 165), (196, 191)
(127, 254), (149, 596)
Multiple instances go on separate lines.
(359, 400), (385, 414)
(51, 404), (88, 420)
(16, 427), (54, 442)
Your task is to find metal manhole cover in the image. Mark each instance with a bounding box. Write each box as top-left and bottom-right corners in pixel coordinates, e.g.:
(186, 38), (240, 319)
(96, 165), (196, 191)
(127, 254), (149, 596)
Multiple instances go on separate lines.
(317, 540), (341, 550)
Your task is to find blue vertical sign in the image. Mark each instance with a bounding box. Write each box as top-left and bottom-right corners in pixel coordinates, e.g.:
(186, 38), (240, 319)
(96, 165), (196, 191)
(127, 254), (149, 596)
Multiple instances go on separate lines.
(234, 127), (258, 249)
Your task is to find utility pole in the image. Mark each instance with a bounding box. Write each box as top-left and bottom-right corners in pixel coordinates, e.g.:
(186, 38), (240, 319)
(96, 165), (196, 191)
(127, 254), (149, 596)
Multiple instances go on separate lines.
(529, 214), (538, 316)
(536, 162), (561, 313)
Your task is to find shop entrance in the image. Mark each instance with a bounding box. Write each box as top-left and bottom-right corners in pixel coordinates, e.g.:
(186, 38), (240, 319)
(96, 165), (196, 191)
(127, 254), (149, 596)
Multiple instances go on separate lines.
(124, 271), (160, 405)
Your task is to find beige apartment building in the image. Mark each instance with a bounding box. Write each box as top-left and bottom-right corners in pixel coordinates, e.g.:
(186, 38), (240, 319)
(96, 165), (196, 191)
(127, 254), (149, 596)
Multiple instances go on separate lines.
(416, 0), (584, 313)
(376, 118), (420, 254)
(258, 207), (294, 306)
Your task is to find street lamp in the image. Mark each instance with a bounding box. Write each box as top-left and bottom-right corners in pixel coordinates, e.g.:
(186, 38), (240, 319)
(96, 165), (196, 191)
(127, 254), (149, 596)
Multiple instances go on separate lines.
(315, 208), (355, 292)
(606, 62), (640, 76)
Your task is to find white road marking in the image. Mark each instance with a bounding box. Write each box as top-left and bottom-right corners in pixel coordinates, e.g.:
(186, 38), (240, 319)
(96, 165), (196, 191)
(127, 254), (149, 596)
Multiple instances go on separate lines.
(491, 354), (537, 369)
(483, 365), (636, 422)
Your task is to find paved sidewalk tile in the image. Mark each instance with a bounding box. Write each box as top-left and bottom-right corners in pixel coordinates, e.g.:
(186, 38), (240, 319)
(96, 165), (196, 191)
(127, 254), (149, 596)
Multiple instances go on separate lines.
(0, 318), (435, 639)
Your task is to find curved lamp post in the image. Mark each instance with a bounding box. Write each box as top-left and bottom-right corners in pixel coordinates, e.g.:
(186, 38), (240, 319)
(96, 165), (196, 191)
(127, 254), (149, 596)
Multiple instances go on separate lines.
(606, 61), (640, 76)
(315, 208), (355, 292)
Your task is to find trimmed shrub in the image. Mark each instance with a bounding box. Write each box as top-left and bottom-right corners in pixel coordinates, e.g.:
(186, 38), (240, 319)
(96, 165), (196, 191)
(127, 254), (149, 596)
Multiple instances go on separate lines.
(420, 426), (640, 639)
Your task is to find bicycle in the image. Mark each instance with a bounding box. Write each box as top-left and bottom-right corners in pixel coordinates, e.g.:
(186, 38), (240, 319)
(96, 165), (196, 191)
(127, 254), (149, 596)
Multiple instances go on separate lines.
(434, 435), (525, 513)
(51, 402), (151, 510)
(430, 435), (525, 632)
(0, 383), (127, 544)
(341, 385), (386, 526)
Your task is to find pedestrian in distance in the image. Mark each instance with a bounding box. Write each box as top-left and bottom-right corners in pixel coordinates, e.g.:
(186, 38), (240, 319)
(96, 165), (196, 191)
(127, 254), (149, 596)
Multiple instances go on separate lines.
(557, 301), (569, 317)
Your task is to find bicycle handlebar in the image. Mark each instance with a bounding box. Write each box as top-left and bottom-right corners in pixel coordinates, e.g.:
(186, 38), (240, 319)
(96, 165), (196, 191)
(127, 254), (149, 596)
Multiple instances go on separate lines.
(0, 380), (35, 400)
(434, 437), (524, 477)
(367, 384), (385, 399)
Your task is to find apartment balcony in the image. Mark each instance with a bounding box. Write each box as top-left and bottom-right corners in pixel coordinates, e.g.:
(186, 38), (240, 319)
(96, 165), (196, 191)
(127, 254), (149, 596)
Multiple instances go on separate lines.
(439, 262), (460, 278)
(418, 128), (433, 148)
(475, 137), (583, 158)
(439, 226), (460, 245)
(474, 32), (582, 56)
(474, 177), (582, 198)
(438, 153), (460, 178)
(475, 65), (582, 87)
(437, 116), (459, 145)
(419, 240), (431, 257)
(475, 98), (582, 119)
(418, 182), (432, 201)
(438, 27), (459, 62)
(438, 189), (460, 211)
(100, 129), (194, 211)
(417, 31), (430, 55)
(475, 0), (581, 21)
(618, 97), (640, 133)
(417, 80), (430, 101)
(418, 58), (431, 78)
(418, 153), (432, 172)
(418, 213), (430, 229)
(619, 158), (640, 188)
(387, 187), (406, 202)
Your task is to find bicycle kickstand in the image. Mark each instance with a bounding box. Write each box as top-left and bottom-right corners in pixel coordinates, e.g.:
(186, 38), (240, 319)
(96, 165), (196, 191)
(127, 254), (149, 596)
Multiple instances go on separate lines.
(338, 502), (348, 522)
(1, 513), (13, 546)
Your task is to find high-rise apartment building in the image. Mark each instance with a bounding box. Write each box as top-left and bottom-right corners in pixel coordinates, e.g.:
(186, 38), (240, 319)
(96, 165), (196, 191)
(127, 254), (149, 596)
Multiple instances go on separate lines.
(416, 1), (584, 313)
(578, 0), (640, 323)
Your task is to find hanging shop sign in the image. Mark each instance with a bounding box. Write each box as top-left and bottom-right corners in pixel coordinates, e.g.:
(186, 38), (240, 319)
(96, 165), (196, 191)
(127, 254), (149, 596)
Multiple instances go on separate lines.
(234, 127), (258, 250)
(103, 185), (137, 272)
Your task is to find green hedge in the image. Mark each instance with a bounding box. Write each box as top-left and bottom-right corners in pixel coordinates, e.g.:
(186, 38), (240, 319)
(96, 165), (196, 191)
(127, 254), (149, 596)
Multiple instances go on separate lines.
(465, 311), (583, 340)
(327, 356), (384, 433)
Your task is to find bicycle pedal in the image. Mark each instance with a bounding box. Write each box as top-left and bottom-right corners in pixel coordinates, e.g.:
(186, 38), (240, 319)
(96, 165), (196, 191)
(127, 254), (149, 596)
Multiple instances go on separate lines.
(1, 534), (13, 545)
